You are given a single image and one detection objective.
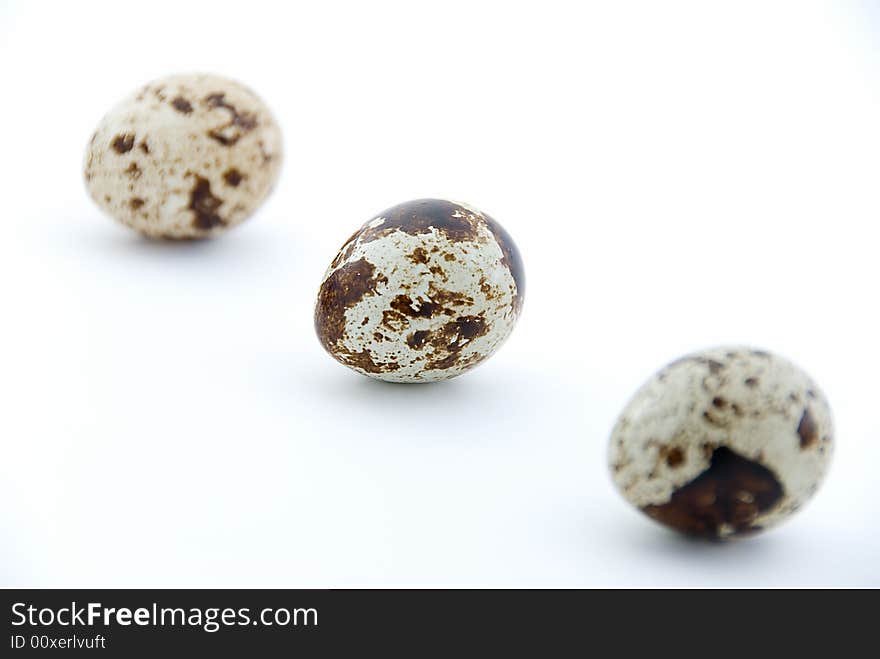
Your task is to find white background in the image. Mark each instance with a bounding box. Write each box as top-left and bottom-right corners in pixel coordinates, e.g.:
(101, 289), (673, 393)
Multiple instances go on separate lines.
(1, 0), (878, 587)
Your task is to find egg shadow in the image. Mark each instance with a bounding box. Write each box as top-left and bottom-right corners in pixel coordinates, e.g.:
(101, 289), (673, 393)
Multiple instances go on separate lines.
(302, 360), (541, 442)
(103, 227), (262, 259)
(314, 367), (498, 409)
(606, 513), (787, 584)
(56, 219), (288, 270)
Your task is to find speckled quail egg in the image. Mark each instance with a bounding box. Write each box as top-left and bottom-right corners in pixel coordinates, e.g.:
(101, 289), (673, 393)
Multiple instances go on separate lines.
(315, 199), (525, 382)
(83, 73), (282, 239)
(608, 347), (833, 539)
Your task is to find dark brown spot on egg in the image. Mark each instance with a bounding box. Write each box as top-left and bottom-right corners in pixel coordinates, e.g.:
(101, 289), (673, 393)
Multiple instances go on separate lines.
(139, 140), (150, 154)
(424, 315), (489, 370)
(483, 211), (525, 314)
(664, 447), (685, 468)
(407, 330), (431, 349)
(452, 315), (487, 341)
(330, 231), (362, 269)
(425, 352), (460, 370)
(204, 92), (258, 146)
(642, 446), (784, 538)
(702, 410), (726, 427)
(408, 247), (428, 264)
(797, 408), (819, 449)
(124, 162), (141, 179)
(188, 176), (225, 230)
(129, 198), (145, 210)
(712, 397), (727, 409)
(389, 295), (442, 319)
(381, 308), (407, 331)
(427, 283), (472, 309)
(745, 377), (759, 388)
(456, 352), (490, 371)
(223, 168), (243, 187)
(338, 348), (399, 374)
(111, 134), (135, 153)
(315, 258), (381, 349)
(172, 96), (193, 113)
(358, 199), (483, 245)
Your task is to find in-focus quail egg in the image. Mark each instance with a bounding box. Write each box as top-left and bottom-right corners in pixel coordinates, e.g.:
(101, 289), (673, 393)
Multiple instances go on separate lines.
(315, 199), (525, 382)
(608, 347), (833, 538)
(83, 73), (282, 239)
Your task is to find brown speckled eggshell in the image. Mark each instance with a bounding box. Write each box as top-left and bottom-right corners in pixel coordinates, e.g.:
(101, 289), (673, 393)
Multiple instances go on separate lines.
(83, 73), (282, 239)
(315, 199), (525, 382)
(609, 347), (834, 539)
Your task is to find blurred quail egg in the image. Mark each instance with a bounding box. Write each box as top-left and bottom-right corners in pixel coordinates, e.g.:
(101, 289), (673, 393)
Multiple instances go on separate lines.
(83, 73), (282, 239)
(315, 199), (524, 382)
(609, 347), (833, 538)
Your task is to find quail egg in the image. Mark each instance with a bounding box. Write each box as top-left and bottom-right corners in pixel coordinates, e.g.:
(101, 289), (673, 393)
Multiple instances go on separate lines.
(83, 73), (282, 239)
(315, 199), (524, 382)
(609, 347), (833, 538)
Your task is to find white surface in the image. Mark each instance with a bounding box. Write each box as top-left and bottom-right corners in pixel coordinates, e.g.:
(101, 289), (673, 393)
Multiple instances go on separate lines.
(0, 0), (878, 587)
